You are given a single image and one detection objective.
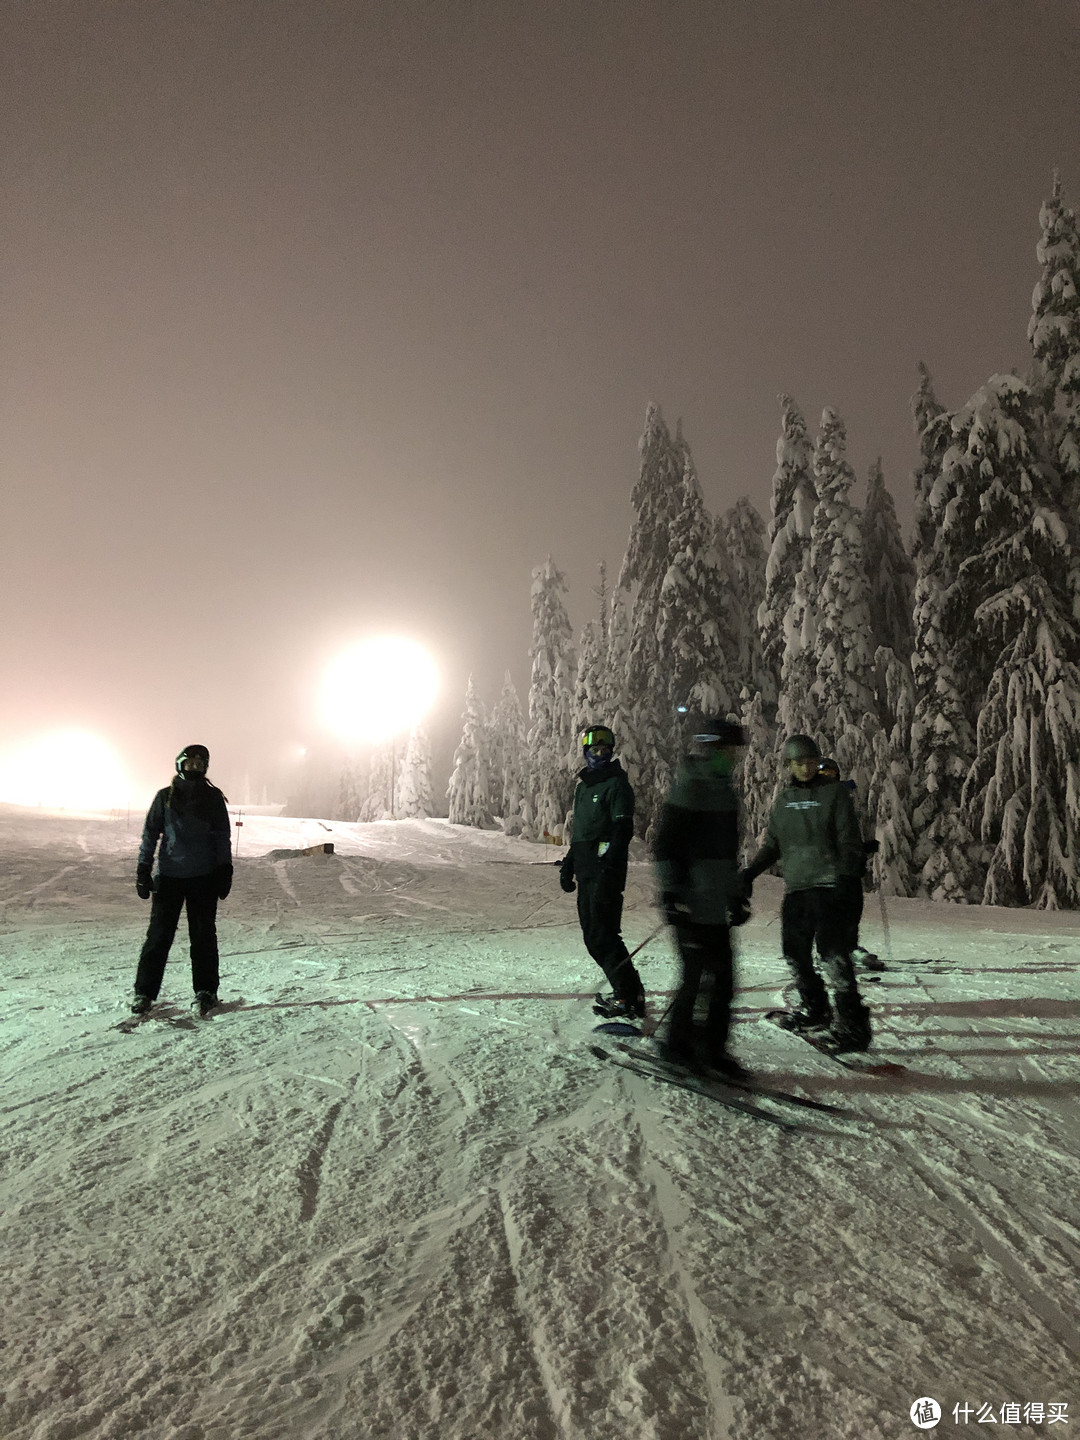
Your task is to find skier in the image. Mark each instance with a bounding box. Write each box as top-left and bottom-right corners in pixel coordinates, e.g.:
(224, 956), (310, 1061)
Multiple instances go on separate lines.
(817, 756), (883, 971)
(739, 734), (873, 1052)
(652, 718), (751, 1079)
(559, 725), (646, 1019)
(130, 745), (233, 1017)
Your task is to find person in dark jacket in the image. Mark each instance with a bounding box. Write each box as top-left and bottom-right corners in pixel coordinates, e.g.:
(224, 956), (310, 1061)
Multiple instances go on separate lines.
(559, 725), (645, 1020)
(652, 718), (750, 1079)
(740, 734), (873, 1052)
(130, 744), (233, 1017)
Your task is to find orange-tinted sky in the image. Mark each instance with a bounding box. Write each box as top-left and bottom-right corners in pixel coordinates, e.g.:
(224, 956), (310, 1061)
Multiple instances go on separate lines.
(3, 0), (1078, 801)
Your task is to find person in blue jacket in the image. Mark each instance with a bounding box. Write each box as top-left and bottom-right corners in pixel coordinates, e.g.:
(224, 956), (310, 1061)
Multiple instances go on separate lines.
(130, 745), (233, 1017)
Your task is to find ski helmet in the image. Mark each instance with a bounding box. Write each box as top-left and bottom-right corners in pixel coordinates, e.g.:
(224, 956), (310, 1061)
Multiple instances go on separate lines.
(693, 717), (747, 748)
(818, 756), (840, 780)
(581, 725), (615, 751)
(781, 734), (820, 763)
(176, 744), (210, 776)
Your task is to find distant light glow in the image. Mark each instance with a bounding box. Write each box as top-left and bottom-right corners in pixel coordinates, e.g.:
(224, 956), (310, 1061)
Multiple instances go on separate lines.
(0, 730), (132, 811)
(320, 637), (438, 744)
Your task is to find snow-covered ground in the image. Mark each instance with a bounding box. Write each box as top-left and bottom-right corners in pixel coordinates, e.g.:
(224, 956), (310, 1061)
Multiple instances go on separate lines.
(1, 804), (1078, 1440)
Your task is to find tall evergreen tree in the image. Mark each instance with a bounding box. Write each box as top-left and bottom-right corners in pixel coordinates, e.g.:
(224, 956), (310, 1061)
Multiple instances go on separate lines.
(759, 394), (816, 716)
(806, 408), (880, 796)
(861, 458), (916, 660)
(738, 686), (777, 852)
(1028, 173), (1080, 495)
(396, 722), (435, 820)
(1028, 172), (1080, 638)
(359, 742), (395, 822)
(334, 755), (363, 822)
(656, 448), (734, 724)
(953, 375), (1080, 906)
(447, 676), (496, 828)
(489, 671), (528, 834)
(907, 364), (980, 900)
(617, 404), (686, 835)
(523, 558), (576, 841)
(717, 496), (770, 700)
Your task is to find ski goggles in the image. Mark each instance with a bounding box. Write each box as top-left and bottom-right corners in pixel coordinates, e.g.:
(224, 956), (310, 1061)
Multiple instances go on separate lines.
(581, 727), (615, 750)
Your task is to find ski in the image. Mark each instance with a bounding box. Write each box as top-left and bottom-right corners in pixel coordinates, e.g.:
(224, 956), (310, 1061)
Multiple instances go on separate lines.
(589, 1044), (799, 1132)
(763, 1011), (907, 1076)
(610, 1041), (852, 1116)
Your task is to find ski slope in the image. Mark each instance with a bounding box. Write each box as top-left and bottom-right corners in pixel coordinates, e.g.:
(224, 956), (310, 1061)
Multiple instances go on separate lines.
(1, 804), (1077, 1440)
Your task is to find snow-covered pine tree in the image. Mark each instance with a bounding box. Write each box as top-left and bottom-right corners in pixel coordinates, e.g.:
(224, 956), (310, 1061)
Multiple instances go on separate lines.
(776, 564), (819, 741)
(866, 723), (917, 897)
(447, 675), (496, 828)
(805, 408), (880, 797)
(759, 394), (817, 718)
(617, 404), (686, 835)
(738, 686), (777, 853)
(656, 447), (734, 730)
(950, 374), (1080, 906)
(523, 558), (576, 841)
(489, 671), (528, 834)
(1028, 172), (1080, 636)
(717, 496), (770, 702)
(335, 755), (363, 822)
(573, 621), (606, 733)
(395, 721), (435, 820)
(359, 742), (395, 821)
(907, 363), (980, 900)
(861, 458), (916, 660)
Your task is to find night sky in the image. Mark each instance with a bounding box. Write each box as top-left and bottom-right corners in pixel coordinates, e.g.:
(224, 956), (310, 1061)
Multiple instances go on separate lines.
(4, 0), (1078, 803)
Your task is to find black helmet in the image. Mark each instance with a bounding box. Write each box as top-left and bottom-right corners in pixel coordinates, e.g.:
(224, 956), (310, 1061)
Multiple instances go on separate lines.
(176, 744), (210, 776)
(581, 725), (615, 750)
(694, 717), (747, 747)
(818, 756), (841, 780)
(781, 734), (820, 762)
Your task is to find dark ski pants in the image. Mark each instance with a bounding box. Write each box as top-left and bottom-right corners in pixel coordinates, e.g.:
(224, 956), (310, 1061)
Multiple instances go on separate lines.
(667, 921), (734, 1063)
(781, 886), (867, 1030)
(135, 874), (220, 1001)
(576, 873), (644, 1005)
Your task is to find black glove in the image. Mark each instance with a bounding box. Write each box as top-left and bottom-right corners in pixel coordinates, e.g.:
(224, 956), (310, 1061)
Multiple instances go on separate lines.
(135, 866), (153, 900)
(215, 865), (234, 901)
(558, 856), (575, 893)
(728, 893), (752, 927)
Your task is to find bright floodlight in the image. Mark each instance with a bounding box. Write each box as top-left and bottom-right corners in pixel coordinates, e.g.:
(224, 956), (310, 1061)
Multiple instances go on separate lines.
(0, 730), (132, 811)
(320, 637), (438, 744)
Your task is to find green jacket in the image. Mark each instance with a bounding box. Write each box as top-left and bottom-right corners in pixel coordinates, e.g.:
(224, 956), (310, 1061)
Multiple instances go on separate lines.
(746, 775), (863, 892)
(562, 760), (635, 884)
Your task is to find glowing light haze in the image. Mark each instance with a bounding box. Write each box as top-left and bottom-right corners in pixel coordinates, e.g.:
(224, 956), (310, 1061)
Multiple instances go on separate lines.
(320, 637), (438, 744)
(0, 731), (132, 812)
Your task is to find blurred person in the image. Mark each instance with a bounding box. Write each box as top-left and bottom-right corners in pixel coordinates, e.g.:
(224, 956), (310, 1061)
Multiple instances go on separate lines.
(739, 734), (873, 1053)
(130, 745), (233, 1018)
(559, 725), (646, 1020)
(652, 718), (751, 1080)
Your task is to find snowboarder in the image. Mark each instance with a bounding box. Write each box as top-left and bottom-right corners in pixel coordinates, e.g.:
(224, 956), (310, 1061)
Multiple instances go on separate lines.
(817, 756), (883, 971)
(559, 725), (646, 1019)
(739, 734), (873, 1052)
(130, 745), (233, 1017)
(652, 718), (751, 1079)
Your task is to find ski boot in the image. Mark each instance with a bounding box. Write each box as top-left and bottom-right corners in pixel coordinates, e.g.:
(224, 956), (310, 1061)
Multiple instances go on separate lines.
(767, 1007), (832, 1036)
(194, 990), (219, 1017)
(593, 991), (646, 1021)
(130, 993), (153, 1016)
